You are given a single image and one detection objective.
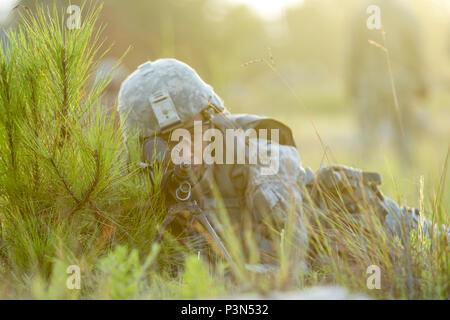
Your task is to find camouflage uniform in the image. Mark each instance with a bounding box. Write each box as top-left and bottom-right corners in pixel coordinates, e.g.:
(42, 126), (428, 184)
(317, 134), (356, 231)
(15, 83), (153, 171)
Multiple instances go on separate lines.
(303, 165), (448, 242)
(119, 59), (307, 275)
(347, 0), (427, 162)
(118, 59), (446, 279)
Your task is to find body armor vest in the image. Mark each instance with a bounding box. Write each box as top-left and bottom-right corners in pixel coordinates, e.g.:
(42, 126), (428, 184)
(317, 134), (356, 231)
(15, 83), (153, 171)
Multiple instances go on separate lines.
(191, 113), (296, 219)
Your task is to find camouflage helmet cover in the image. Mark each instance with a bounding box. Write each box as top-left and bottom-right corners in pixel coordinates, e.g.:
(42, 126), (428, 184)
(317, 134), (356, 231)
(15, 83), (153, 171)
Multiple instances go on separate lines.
(118, 58), (226, 139)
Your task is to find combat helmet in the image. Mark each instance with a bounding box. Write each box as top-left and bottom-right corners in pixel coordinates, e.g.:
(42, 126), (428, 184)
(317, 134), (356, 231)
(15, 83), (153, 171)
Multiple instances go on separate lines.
(118, 58), (226, 140)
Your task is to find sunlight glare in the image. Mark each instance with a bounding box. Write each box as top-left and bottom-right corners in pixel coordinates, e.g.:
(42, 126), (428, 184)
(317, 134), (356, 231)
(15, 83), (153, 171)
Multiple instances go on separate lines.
(0, 0), (16, 23)
(228, 0), (303, 19)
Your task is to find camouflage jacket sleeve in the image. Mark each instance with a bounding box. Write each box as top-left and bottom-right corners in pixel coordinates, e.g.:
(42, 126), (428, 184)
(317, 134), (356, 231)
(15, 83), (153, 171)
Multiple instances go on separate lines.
(244, 141), (308, 266)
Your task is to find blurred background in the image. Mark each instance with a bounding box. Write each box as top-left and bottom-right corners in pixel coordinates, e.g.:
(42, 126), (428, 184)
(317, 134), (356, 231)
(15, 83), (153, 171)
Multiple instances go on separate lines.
(2, 0), (450, 205)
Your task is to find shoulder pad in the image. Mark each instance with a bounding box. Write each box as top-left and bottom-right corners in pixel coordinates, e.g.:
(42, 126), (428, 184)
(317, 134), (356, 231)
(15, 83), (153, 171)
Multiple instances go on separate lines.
(226, 114), (296, 147)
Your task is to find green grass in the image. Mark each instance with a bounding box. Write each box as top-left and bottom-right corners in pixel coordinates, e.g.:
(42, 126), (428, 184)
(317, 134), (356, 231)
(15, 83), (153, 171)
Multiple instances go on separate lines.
(0, 3), (448, 300)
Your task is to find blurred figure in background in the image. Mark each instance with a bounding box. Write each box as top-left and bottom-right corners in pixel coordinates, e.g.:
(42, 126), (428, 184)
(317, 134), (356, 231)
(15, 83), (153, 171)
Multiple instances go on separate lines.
(95, 58), (128, 107)
(0, 0), (16, 53)
(95, 58), (128, 128)
(347, 0), (428, 164)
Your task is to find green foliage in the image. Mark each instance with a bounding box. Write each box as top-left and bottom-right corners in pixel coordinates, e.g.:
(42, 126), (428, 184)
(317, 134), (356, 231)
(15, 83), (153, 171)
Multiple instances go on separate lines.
(0, 3), (116, 274)
(96, 245), (159, 299)
(180, 255), (222, 299)
(31, 259), (80, 300)
(0, 2), (164, 290)
(0, 2), (448, 300)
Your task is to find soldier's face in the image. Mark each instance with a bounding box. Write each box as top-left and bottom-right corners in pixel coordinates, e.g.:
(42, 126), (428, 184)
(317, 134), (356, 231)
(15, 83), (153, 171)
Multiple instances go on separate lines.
(169, 113), (208, 166)
(182, 114), (204, 129)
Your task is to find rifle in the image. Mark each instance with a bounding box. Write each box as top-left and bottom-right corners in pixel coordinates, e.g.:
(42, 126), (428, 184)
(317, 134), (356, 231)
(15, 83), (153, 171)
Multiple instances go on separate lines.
(143, 137), (236, 268)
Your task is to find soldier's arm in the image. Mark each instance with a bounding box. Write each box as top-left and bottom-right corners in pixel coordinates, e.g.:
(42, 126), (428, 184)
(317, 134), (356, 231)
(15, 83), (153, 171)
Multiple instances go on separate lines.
(244, 143), (308, 273)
